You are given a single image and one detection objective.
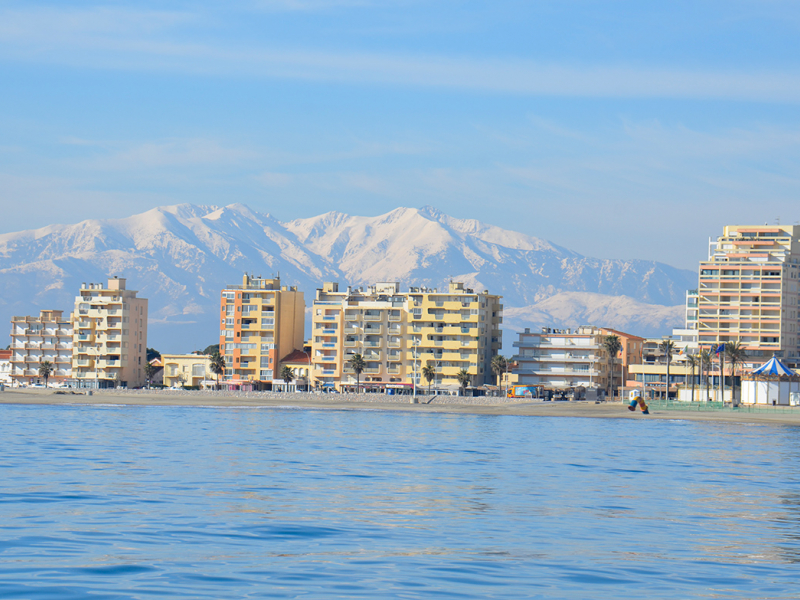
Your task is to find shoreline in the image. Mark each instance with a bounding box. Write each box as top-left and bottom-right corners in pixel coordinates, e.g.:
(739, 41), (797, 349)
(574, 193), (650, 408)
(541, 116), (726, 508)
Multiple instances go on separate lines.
(3, 388), (800, 426)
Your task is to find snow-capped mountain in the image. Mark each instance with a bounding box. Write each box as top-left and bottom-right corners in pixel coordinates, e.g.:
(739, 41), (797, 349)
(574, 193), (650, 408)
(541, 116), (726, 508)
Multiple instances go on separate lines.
(0, 203), (696, 352)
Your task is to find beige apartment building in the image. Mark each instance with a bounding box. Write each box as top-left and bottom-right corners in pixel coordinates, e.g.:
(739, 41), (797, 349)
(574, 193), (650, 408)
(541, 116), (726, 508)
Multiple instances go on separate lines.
(9, 310), (73, 386)
(218, 275), (305, 390)
(72, 277), (148, 388)
(697, 225), (800, 367)
(311, 281), (503, 392)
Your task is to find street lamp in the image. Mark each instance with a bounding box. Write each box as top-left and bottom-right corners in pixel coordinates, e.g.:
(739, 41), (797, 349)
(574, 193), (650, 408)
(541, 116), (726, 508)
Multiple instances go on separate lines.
(302, 348), (313, 392)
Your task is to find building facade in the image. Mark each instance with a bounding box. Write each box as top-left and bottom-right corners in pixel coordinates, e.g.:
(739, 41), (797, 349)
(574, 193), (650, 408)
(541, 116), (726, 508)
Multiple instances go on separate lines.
(218, 275), (305, 389)
(697, 225), (800, 367)
(311, 281), (503, 392)
(512, 326), (642, 396)
(9, 310), (73, 386)
(161, 354), (213, 388)
(71, 277), (148, 388)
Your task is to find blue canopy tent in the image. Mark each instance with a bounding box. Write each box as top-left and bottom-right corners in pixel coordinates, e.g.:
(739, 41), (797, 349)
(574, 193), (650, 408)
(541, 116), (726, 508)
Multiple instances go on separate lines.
(752, 356), (796, 377)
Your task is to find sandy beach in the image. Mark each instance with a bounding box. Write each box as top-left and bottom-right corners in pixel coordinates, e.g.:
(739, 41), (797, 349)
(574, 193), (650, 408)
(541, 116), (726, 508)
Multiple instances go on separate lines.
(2, 387), (800, 426)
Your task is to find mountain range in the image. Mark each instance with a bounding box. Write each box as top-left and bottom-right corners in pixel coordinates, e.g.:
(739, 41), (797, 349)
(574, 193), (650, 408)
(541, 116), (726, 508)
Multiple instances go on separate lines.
(0, 203), (696, 352)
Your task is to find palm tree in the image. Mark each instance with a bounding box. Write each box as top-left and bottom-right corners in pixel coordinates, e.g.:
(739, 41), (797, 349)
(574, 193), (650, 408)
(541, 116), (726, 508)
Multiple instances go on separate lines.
(456, 369), (471, 396)
(348, 353), (366, 393)
(280, 366), (295, 387)
(491, 355), (508, 395)
(725, 340), (747, 404)
(144, 362), (158, 388)
(38, 360), (53, 388)
(602, 335), (621, 400)
(210, 351), (226, 390)
(700, 348), (713, 401)
(658, 339), (676, 400)
(685, 353), (699, 402)
(422, 361), (436, 396)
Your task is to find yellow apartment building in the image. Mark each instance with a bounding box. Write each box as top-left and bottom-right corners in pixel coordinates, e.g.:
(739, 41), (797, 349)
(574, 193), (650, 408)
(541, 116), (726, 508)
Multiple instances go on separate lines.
(71, 277), (149, 389)
(698, 225), (800, 367)
(218, 274), (305, 390)
(9, 310), (73, 386)
(161, 354), (214, 388)
(311, 281), (503, 392)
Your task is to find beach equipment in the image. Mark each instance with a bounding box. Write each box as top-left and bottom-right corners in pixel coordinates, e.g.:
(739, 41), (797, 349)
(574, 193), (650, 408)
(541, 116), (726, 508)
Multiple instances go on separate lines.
(628, 390), (649, 414)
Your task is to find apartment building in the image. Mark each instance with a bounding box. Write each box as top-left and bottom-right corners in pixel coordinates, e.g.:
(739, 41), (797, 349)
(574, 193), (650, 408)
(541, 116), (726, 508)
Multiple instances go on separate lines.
(9, 310), (73, 386)
(161, 354), (213, 388)
(218, 274), (305, 390)
(311, 281), (503, 392)
(72, 277), (148, 388)
(512, 326), (642, 395)
(697, 225), (800, 367)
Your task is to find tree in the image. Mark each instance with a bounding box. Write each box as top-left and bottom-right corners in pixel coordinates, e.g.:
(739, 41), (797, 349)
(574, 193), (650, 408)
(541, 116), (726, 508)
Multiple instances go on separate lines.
(210, 351), (225, 390)
(456, 369), (471, 396)
(700, 349), (713, 401)
(602, 335), (622, 400)
(38, 360), (53, 388)
(685, 353), (699, 402)
(422, 362), (436, 396)
(491, 355), (508, 394)
(146, 347), (161, 362)
(725, 340), (747, 404)
(348, 353), (366, 393)
(144, 362), (158, 388)
(202, 344), (220, 355)
(280, 366), (295, 386)
(658, 339), (676, 400)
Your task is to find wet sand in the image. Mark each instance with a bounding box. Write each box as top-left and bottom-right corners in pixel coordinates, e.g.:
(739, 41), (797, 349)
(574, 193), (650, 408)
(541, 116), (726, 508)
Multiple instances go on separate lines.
(3, 387), (800, 426)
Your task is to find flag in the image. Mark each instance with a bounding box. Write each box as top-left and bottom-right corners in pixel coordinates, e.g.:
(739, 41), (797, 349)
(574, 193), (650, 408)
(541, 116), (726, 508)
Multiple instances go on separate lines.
(716, 343), (726, 355)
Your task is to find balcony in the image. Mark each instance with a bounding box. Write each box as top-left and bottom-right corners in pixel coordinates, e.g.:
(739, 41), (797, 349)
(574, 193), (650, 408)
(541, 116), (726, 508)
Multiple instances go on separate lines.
(364, 325), (382, 334)
(364, 367), (381, 374)
(364, 314), (382, 321)
(345, 314), (360, 321)
(363, 341), (381, 348)
(323, 316), (337, 321)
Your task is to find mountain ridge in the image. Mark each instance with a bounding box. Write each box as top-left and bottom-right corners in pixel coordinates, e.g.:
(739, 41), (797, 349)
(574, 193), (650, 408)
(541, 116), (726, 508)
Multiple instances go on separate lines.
(0, 203), (696, 351)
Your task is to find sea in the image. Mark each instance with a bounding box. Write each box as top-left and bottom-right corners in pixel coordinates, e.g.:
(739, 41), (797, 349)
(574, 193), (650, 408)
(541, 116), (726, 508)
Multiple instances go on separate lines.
(1, 403), (799, 599)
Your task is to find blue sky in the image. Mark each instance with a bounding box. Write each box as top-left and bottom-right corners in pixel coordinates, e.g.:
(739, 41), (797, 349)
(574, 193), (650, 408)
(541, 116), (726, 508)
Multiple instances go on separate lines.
(2, 0), (800, 269)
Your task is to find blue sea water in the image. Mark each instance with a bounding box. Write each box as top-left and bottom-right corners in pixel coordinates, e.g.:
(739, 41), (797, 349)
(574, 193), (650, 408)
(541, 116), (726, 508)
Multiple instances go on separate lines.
(1, 405), (800, 599)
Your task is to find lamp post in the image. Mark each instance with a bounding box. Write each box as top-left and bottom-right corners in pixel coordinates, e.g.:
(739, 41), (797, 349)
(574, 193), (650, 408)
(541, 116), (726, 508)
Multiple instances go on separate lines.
(302, 348), (313, 392)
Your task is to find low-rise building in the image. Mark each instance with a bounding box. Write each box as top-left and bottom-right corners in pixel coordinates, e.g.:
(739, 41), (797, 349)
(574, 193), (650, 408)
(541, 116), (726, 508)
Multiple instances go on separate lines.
(9, 310), (73, 386)
(278, 347), (312, 391)
(0, 349), (12, 386)
(161, 354), (213, 388)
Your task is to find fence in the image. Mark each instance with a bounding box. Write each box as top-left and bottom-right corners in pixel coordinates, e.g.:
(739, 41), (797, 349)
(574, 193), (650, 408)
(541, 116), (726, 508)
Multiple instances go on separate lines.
(646, 398), (800, 414)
